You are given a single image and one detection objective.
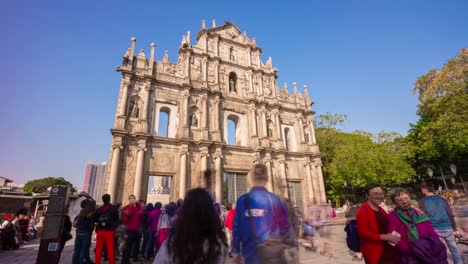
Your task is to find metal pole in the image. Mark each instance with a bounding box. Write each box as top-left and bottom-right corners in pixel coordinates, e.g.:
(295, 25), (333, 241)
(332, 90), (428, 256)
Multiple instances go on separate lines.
(440, 167), (449, 192)
(351, 183), (356, 202)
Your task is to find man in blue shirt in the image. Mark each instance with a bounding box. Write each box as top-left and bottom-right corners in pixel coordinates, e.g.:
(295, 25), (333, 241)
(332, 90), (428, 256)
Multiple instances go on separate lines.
(231, 164), (292, 264)
(419, 182), (463, 264)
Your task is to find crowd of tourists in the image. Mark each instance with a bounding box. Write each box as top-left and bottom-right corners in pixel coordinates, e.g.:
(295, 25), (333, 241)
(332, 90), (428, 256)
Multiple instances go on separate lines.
(65, 163), (302, 264)
(0, 208), (38, 250)
(2, 166), (467, 264)
(344, 182), (467, 264)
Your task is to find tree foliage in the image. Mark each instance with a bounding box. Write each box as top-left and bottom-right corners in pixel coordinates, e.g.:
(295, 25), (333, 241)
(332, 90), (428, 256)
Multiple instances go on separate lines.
(24, 177), (76, 194)
(315, 114), (415, 204)
(408, 49), (468, 172)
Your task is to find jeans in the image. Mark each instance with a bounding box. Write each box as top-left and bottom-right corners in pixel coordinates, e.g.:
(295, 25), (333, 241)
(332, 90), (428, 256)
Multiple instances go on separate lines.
(435, 229), (463, 264)
(73, 234), (92, 264)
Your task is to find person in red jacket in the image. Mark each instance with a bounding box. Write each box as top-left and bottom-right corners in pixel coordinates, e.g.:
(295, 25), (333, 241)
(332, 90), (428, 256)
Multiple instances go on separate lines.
(356, 183), (400, 264)
(224, 203), (235, 257)
(121, 195), (141, 264)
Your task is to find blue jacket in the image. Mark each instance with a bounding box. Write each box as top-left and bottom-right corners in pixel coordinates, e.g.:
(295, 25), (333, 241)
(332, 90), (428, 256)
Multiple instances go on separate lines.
(232, 186), (291, 260)
(418, 195), (456, 230)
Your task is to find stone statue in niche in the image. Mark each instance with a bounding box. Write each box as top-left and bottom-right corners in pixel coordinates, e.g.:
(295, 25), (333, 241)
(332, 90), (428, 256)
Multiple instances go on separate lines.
(229, 47), (235, 61)
(229, 78), (236, 92)
(128, 98), (140, 118)
(190, 111), (198, 127)
(267, 127), (273, 137)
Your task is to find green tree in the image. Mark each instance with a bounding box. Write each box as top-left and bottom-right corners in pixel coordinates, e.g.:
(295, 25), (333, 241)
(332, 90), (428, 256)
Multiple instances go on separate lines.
(24, 177), (76, 194)
(408, 48), (468, 174)
(315, 114), (415, 204)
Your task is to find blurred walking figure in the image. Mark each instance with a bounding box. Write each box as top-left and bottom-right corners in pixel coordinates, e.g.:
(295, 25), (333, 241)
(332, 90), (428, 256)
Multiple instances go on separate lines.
(153, 188), (227, 263)
(156, 202), (177, 251)
(95, 194), (119, 264)
(356, 183), (400, 264)
(140, 203), (154, 259)
(388, 188), (447, 264)
(224, 203), (235, 256)
(344, 204), (363, 261)
(232, 164), (296, 264)
(419, 182), (463, 264)
(146, 202), (163, 258)
(121, 195), (141, 264)
(72, 199), (96, 264)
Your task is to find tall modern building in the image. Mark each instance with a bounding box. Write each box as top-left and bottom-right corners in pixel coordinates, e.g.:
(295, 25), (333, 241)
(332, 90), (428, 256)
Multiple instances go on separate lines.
(82, 162), (108, 201)
(105, 20), (325, 216)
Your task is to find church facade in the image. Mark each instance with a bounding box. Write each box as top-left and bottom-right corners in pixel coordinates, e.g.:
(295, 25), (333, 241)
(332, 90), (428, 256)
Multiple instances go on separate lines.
(106, 20), (326, 212)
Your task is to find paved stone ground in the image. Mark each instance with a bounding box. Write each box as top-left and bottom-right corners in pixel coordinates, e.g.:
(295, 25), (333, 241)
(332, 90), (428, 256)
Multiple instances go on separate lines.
(0, 224), (362, 264)
(2, 224), (466, 264)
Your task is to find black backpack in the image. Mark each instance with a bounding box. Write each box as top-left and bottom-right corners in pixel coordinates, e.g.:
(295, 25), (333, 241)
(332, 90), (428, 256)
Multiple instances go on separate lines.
(97, 205), (113, 228)
(344, 219), (361, 252)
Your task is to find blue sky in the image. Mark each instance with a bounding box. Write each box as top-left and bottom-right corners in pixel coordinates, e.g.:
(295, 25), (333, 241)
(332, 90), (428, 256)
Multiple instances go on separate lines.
(1, 0), (466, 188)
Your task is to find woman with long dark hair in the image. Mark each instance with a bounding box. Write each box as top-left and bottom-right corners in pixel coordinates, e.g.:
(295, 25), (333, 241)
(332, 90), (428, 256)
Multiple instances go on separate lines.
(153, 188), (227, 264)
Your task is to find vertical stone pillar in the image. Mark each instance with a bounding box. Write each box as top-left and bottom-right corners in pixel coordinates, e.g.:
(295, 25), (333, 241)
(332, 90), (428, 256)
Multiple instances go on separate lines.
(265, 158), (273, 192)
(259, 74), (264, 95)
(142, 82), (151, 120)
(119, 79), (130, 116)
(200, 152), (209, 187)
(108, 139), (123, 203)
(298, 115), (305, 142)
(214, 152), (223, 203)
(248, 48), (252, 67)
(275, 111), (282, 139)
(215, 37), (219, 57)
(249, 104), (258, 136)
(315, 160), (327, 204)
(249, 71), (253, 92)
(279, 159), (288, 198)
(180, 91), (190, 138)
(309, 119), (317, 144)
(214, 61), (219, 85)
(179, 151), (188, 199)
(261, 107), (267, 137)
(133, 142), (147, 200)
(304, 161), (315, 204)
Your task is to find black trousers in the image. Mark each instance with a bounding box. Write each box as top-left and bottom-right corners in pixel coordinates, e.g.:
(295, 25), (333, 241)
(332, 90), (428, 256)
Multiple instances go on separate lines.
(121, 231), (139, 264)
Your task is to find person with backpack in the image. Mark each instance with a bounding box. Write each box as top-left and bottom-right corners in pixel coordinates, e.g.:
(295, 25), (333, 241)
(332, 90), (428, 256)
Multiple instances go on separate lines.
(356, 183), (400, 264)
(94, 194), (119, 264)
(72, 199), (96, 264)
(344, 204), (363, 261)
(232, 164), (295, 264)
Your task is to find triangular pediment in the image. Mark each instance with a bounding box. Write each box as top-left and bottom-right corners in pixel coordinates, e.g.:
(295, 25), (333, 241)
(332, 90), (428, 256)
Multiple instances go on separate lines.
(196, 21), (257, 47)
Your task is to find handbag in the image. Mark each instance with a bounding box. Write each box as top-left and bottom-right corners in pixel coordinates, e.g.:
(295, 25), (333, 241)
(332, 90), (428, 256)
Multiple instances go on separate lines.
(408, 236), (448, 264)
(245, 193), (299, 264)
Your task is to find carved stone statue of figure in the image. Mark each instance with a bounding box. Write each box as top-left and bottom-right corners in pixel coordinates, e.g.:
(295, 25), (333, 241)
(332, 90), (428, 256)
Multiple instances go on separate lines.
(267, 127), (273, 137)
(128, 98), (140, 118)
(229, 78), (235, 92)
(190, 111), (198, 126)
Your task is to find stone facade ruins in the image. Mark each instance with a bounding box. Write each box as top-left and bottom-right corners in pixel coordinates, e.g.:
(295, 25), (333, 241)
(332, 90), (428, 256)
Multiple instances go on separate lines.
(106, 20), (326, 213)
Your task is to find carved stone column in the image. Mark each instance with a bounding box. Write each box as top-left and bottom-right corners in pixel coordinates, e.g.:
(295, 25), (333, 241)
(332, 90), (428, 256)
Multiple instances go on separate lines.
(200, 94), (208, 140)
(249, 104), (258, 137)
(214, 151), (223, 203)
(108, 138), (123, 203)
(248, 71), (253, 92)
(261, 107), (267, 137)
(275, 111), (282, 140)
(200, 150), (209, 187)
(212, 96), (221, 141)
(119, 78), (130, 116)
(278, 159), (288, 198)
(309, 119), (317, 144)
(179, 150), (188, 199)
(133, 140), (147, 200)
(297, 114), (305, 142)
(202, 58), (208, 84)
(304, 161), (315, 204)
(264, 154), (273, 192)
(315, 159), (327, 204)
(180, 91), (190, 138)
